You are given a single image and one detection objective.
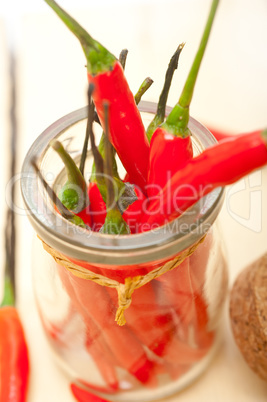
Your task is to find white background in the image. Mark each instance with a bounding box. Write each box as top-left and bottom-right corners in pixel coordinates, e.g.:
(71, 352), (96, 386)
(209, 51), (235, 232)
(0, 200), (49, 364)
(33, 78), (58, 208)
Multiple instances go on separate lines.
(1, 1), (267, 401)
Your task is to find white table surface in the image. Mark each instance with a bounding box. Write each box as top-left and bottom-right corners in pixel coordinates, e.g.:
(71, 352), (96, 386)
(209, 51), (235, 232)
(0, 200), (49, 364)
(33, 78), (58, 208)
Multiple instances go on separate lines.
(1, 1), (267, 401)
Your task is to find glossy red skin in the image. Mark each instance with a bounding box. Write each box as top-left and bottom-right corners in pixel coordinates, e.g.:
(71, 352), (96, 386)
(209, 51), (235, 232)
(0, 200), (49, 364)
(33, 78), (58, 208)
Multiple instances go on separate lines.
(107, 282), (174, 362)
(207, 126), (234, 141)
(123, 281), (206, 365)
(89, 181), (146, 234)
(71, 383), (109, 402)
(87, 62), (149, 193)
(57, 265), (119, 390)
(0, 306), (29, 402)
(88, 182), (106, 231)
(76, 204), (92, 227)
(147, 128), (193, 198)
(122, 186), (146, 233)
(156, 257), (213, 353)
(68, 273), (155, 385)
(140, 130), (267, 231)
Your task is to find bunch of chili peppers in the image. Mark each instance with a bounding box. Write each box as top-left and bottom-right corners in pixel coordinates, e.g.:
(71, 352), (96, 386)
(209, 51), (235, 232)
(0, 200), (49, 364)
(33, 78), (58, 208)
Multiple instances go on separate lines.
(30, 0), (267, 401)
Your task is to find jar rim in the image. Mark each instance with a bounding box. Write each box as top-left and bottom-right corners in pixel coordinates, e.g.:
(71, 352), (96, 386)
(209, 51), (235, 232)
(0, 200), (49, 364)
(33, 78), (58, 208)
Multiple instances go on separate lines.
(21, 101), (225, 265)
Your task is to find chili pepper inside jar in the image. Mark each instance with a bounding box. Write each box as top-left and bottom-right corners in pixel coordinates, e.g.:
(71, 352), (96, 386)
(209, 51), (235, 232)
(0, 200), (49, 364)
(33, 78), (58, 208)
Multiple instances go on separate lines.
(21, 102), (228, 402)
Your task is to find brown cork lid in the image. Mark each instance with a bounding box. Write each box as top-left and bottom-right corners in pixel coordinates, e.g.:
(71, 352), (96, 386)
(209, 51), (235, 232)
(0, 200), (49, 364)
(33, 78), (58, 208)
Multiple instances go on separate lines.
(229, 253), (267, 381)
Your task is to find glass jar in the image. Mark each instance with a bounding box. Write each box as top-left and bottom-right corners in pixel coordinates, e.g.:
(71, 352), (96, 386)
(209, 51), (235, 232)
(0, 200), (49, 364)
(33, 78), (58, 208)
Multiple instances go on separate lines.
(21, 101), (228, 401)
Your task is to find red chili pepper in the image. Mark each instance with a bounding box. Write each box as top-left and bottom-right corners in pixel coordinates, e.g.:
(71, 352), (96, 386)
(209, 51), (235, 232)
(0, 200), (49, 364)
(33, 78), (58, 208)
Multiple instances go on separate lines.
(207, 126), (236, 141)
(44, 0), (149, 193)
(89, 99), (147, 234)
(76, 204), (92, 228)
(155, 258), (213, 359)
(70, 383), (109, 402)
(147, 0), (219, 198)
(68, 274), (155, 385)
(0, 306), (29, 402)
(89, 183), (146, 234)
(1, 203), (29, 402)
(88, 62), (149, 193)
(106, 281), (174, 362)
(89, 179), (148, 234)
(148, 129), (193, 197)
(57, 264), (119, 390)
(145, 1), (220, 360)
(140, 129), (267, 231)
(97, 103), (131, 235)
(57, 129), (155, 385)
(124, 280), (205, 365)
(88, 182), (107, 231)
(121, 186), (146, 233)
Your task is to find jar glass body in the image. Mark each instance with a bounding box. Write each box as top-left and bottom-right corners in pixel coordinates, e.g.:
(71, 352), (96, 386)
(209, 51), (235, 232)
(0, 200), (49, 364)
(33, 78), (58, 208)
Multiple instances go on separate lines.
(21, 102), (228, 401)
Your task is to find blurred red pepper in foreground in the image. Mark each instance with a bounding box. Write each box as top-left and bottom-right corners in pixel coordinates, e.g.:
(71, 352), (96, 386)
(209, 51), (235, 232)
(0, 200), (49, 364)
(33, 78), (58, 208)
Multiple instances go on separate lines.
(0, 306), (29, 402)
(71, 383), (109, 402)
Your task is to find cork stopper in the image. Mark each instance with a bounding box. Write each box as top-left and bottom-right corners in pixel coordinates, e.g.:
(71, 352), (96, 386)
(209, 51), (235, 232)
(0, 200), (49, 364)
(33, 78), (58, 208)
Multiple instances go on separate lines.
(229, 253), (267, 382)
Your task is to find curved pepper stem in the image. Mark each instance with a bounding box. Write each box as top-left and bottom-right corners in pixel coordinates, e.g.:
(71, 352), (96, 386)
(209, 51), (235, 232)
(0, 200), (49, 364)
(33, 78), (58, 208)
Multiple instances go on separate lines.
(50, 140), (88, 213)
(79, 84), (96, 176)
(146, 43), (184, 141)
(134, 77), (154, 105)
(165, 0), (220, 136)
(31, 158), (87, 228)
(1, 277), (15, 307)
(118, 48), (128, 70)
(100, 102), (130, 235)
(261, 128), (267, 144)
(44, 0), (116, 74)
(87, 92), (124, 202)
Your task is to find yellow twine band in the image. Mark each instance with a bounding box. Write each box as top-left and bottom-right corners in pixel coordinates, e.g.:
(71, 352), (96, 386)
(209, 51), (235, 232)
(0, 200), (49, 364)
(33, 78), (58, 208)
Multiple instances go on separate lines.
(40, 236), (206, 326)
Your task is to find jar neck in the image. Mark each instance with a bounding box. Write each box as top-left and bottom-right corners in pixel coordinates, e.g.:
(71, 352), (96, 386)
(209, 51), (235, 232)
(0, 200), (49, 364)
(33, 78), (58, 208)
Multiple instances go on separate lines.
(21, 101), (225, 266)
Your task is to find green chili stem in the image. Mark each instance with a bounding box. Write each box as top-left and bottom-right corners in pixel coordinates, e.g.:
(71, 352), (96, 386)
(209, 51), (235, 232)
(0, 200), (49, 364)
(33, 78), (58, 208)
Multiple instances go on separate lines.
(103, 102), (115, 210)
(179, 0), (219, 109)
(31, 158), (74, 220)
(119, 49), (128, 70)
(1, 277), (15, 307)
(165, 0), (219, 135)
(89, 127), (104, 177)
(31, 158), (87, 228)
(79, 84), (95, 176)
(261, 129), (267, 144)
(44, 0), (116, 74)
(44, 0), (95, 51)
(86, 85), (104, 177)
(2, 209), (16, 307)
(50, 140), (86, 191)
(1, 51), (17, 307)
(134, 77), (154, 105)
(157, 43), (184, 121)
(101, 103), (130, 235)
(146, 43), (184, 140)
